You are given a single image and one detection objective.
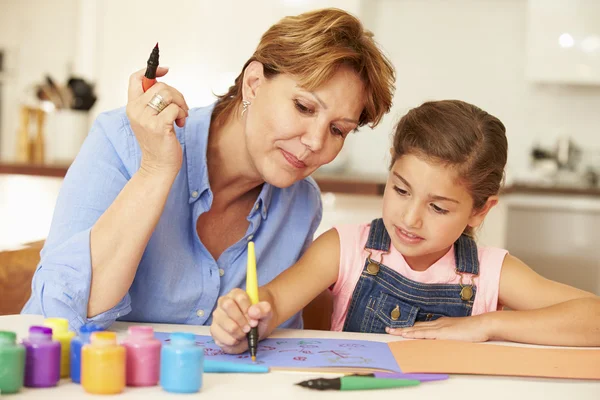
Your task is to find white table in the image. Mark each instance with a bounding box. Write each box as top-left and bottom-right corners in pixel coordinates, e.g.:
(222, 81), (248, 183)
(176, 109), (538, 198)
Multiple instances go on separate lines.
(1, 315), (598, 399)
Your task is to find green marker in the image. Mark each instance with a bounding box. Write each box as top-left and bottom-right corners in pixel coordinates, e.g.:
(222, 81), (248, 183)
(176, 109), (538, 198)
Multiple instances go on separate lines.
(296, 376), (421, 391)
(0, 331), (25, 394)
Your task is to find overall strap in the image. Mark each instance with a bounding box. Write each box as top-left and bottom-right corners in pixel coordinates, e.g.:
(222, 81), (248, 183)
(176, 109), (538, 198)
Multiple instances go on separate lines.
(364, 218), (391, 252)
(453, 234), (480, 275)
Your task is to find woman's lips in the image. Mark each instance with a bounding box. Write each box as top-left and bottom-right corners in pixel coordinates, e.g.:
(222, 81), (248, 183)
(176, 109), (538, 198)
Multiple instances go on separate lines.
(280, 149), (306, 169)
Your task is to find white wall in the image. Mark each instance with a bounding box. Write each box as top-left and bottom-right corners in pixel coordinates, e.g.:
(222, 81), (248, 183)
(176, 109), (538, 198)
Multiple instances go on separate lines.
(1, 0), (600, 177)
(0, 0), (79, 161)
(350, 0), (600, 178)
(91, 0), (362, 121)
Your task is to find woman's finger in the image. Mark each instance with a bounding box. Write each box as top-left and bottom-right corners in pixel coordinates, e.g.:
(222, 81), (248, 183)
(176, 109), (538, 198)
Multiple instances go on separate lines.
(156, 103), (188, 130)
(142, 83), (189, 113)
(127, 66), (171, 102)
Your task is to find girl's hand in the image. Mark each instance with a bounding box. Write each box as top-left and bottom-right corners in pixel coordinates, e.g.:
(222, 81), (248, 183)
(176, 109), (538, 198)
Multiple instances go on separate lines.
(386, 315), (492, 342)
(210, 288), (274, 354)
(126, 67), (189, 178)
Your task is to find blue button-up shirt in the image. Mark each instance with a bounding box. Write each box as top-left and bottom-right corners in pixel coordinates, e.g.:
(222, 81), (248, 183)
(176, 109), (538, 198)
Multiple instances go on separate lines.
(22, 103), (322, 331)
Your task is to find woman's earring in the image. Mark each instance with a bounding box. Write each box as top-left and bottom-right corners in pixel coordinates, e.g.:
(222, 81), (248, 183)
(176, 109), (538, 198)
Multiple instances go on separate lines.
(241, 100), (251, 116)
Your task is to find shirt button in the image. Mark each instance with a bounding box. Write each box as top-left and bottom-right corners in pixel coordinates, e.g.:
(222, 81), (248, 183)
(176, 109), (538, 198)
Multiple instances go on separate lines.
(191, 190), (199, 198)
(196, 309), (205, 317)
(247, 235), (254, 241)
(219, 268), (225, 277)
(254, 204), (259, 211)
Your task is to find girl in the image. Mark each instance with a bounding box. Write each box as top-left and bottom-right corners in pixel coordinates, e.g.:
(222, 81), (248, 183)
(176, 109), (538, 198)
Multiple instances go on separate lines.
(210, 100), (600, 352)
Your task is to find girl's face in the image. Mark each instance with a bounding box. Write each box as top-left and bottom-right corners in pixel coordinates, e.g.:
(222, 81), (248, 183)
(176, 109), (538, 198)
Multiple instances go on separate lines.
(382, 153), (495, 270)
(242, 63), (365, 188)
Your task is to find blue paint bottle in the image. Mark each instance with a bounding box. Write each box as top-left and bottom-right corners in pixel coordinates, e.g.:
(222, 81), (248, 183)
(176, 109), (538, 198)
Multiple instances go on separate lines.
(70, 324), (103, 384)
(160, 332), (203, 393)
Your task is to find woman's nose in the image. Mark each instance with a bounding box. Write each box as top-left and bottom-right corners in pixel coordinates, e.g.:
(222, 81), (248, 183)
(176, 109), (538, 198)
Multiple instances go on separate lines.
(300, 124), (326, 153)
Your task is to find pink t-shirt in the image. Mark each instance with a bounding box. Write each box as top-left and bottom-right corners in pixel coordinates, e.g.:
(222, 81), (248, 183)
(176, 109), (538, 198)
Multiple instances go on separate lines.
(330, 223), (508, 331)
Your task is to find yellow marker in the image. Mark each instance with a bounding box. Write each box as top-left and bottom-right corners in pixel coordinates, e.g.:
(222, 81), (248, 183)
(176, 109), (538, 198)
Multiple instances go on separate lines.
(246, 241), (259, 362)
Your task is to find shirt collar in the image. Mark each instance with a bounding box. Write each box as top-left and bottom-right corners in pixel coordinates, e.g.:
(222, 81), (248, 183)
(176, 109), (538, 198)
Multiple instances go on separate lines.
(184, 103), (214, 204)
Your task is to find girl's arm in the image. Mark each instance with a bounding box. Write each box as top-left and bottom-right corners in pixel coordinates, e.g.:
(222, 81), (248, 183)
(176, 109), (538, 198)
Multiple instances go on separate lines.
(485, 254), (600, 346)
(263, 228), (341, 330)
(210, 228), (341, 353)
(389, 254), (600, 346)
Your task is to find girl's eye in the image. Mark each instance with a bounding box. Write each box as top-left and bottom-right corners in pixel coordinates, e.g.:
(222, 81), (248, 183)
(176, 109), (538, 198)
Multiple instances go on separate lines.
(294, 100), (313, 114)
(331, 125), (344, 137)
(393, 186), (408, 196)
(431, 204), (449, 215)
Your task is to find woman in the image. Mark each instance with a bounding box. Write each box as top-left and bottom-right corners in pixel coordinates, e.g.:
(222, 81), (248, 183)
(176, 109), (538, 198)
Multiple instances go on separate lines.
(22, 8), (395, 331)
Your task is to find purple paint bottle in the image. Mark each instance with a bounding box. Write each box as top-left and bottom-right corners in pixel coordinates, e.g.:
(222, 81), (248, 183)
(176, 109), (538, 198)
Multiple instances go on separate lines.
(22, 326), (61, 388)
(122, 326), (161, 386)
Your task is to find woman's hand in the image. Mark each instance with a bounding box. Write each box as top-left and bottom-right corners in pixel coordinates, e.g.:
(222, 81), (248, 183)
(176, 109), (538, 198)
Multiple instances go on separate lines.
(210, 288), (274, 354)
(386, 315), (492, 342)
(126, 67), (189, 177)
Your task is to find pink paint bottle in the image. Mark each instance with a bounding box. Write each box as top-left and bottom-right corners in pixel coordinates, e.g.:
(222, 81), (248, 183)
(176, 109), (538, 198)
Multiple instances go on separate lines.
(122, 326), (161, 386)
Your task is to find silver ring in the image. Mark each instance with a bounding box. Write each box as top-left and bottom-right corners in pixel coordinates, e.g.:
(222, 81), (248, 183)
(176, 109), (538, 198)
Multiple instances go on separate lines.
(147, 93), (168, 113)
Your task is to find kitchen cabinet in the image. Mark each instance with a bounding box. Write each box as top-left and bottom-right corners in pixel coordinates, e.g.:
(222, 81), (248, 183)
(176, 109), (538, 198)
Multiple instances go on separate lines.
(526, 0), (600, 85)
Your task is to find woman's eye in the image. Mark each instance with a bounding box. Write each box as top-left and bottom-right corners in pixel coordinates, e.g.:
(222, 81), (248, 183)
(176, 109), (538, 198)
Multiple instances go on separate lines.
(331, 125), (344, 137)
(294, 100), (313, 114)
(431, 204), (449, 215)
(393, 186), (408, 195)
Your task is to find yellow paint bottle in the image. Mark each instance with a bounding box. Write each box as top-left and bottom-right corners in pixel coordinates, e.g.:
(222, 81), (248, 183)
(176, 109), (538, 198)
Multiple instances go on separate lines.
(81, 332), (125, 394)
(43, 318), (75, 378)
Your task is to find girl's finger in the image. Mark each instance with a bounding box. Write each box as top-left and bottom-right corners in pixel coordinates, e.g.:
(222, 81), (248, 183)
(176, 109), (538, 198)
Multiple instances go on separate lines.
(219, 297), (251, 334)
(210, 322), (243, 348)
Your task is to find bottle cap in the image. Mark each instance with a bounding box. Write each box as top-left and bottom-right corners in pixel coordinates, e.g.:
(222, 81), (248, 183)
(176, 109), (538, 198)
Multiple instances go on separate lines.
(0, 331), (16, 345)
(29, 325), (53, 340)
(79, 324), (103, 335)
(169, 332), (195, 345)
(90, 331), (118, 346)
(128, 326), (154, 339)
(44, 318), (69, 334)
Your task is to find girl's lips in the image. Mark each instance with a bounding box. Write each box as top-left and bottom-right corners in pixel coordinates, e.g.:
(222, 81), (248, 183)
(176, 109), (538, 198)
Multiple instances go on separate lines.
(394, 226), (424, 245)
(280, 149), (306, 169)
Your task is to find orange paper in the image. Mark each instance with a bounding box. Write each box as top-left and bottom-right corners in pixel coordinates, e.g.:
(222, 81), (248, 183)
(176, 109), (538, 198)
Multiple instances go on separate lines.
(389, 340), (600, 380)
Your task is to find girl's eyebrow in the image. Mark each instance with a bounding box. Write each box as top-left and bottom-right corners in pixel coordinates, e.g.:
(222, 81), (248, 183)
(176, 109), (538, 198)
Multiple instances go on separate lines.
(393, 172), (460, 204)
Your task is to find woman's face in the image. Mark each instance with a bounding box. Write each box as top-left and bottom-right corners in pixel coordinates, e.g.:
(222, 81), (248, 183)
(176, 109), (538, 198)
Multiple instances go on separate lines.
(243, 64), (365, 188)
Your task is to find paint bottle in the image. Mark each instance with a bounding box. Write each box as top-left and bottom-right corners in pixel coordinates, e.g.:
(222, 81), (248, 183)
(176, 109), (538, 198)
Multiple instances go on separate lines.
(22, 326), (61, 388)
(160, 332), (203, 393)
(81, 332), (125, 394)
(70, 324), (103, 384)
(122, 326), (161, 387)
(0, 331), (25, 394)
(43, 317), (75, 378)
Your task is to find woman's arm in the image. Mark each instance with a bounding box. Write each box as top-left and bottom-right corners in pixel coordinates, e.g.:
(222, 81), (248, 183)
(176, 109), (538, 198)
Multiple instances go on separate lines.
(87, 168), (177, 317)
(89, 69), (189, 317)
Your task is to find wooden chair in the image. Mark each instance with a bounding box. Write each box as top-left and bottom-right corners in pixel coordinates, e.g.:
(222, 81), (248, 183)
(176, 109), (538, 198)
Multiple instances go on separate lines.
(0, 241), (43, 315)
(302, 289), (333, 331)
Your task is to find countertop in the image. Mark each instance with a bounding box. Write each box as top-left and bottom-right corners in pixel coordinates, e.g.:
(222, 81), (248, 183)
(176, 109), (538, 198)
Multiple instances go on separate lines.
(2, 162), (599, 197)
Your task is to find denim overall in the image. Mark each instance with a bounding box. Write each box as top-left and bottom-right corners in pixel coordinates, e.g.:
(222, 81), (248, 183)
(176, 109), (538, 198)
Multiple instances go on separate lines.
(343, 218), (479, 333)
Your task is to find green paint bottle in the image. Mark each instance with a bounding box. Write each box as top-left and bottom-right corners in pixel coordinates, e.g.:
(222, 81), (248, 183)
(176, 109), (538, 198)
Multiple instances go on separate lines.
(0, 331), (25, 394)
